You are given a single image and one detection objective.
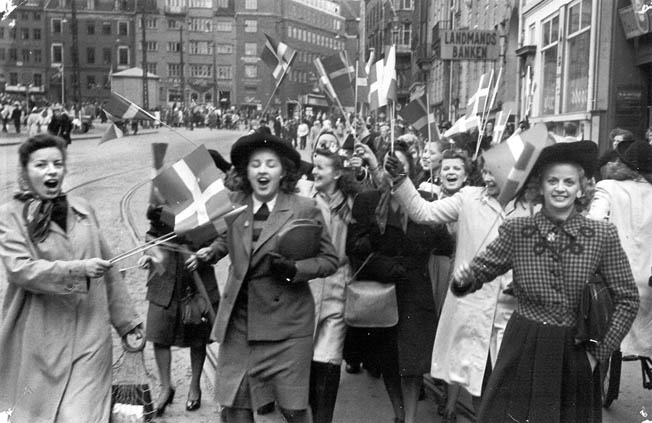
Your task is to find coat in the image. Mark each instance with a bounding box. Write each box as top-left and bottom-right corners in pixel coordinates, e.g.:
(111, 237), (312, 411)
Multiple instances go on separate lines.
(393, 181), (536, 396)
(588, 179), (652, 357)
(0, 196), (140, 423)
(209, 191), (338, 343)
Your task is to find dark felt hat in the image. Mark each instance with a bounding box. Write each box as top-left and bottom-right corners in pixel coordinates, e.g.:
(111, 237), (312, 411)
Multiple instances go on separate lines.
(597, 140), (634, 169)
(208, 149), (232, 173)
(231, 132), (301, 170)
(533, 140), (599, 179)
(617, 139), (652, 174)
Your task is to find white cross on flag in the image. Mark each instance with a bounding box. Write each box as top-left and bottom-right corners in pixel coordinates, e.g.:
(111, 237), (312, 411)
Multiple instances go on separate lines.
(466, 72), (492, 117)
(153, 145), (245, 246)
(260, 34), (296, 83)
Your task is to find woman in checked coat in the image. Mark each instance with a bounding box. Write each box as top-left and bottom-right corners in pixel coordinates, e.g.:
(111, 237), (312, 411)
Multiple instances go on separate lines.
(452, 141), (639, 423)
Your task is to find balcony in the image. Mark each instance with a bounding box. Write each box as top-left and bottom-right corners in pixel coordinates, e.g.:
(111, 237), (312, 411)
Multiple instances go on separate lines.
(164, 5), (187, 15)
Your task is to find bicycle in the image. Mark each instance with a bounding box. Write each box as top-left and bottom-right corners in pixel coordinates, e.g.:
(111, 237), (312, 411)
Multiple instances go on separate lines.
(602, 350), (652, 408)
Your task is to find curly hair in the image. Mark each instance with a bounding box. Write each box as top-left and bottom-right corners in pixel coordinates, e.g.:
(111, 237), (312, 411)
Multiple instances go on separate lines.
(229, 154), (301, 195)
(313, 148), (361, 198)
(441, 148), (472, 176)
(522, 163), (594, 212)
(19, 134), (67, 168)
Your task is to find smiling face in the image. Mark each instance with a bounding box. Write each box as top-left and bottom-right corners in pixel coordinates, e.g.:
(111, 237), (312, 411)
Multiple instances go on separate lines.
(481, 168), (501, 198)
(440, 157), (467, 193)
(247, 148), (284, 203)
(26, 147), (66, 200)
(420, 142), (444, 171)
(312, 153), (340, 195)
(540, 163), (582, 219)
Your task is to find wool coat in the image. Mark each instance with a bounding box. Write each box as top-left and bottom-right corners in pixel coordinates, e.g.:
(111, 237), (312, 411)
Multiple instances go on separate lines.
(393, 181), (536, 396)
(0, 196), (140, 423)
(588, 179), (652, 357)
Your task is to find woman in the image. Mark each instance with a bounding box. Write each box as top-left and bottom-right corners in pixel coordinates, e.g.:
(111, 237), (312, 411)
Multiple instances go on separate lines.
(308, 148), (361, 423)
(588, 139), (652, 359)
(137, 203), (220, 415)
(195, 132), (338, 423)
(452, 141), (639, 423)
(346, 142), (451, 423)
(0, 134), (142, 423)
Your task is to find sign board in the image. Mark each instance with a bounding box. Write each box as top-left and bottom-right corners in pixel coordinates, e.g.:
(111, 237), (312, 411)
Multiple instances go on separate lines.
(438, 29), (499, 61)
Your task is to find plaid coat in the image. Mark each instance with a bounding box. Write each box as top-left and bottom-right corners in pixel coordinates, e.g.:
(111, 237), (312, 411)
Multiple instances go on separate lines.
(466, 211), (639, 363)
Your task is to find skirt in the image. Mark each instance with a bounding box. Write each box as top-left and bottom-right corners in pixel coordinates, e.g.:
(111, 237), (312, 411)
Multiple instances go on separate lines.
(214, 302), (312, 410)
(477, 313), (602, 423)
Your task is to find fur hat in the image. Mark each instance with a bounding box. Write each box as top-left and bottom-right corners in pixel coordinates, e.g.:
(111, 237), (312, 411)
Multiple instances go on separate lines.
(230, 132), (301, 170)
(533, 140), (598, 179)
(617, 139), (652, 174)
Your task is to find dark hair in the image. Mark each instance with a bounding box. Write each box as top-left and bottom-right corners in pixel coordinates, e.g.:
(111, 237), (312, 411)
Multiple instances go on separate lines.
(19, 134), (67, 168)
(313, 148), (361, 198)
(386, 140), (416, 182)
(441, 148), (472, 176)
(231, 152), (300, 195)
(608, 128), (634, 144)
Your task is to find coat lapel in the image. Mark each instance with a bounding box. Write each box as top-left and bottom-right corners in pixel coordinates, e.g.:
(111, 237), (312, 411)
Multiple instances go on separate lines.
(253, 192), (293, 255)
(233, 196), (254, 260)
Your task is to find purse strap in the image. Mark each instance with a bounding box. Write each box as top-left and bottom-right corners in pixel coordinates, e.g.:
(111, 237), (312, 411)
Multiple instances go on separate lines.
(347, 252), (375, 285)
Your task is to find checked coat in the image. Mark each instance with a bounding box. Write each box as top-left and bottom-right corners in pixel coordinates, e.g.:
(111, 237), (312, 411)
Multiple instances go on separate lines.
(465, 211), (639, 363)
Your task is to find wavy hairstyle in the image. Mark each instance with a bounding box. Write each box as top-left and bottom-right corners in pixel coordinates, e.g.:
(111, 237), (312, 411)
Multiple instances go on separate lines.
(313, 148), (361, 198)
(229, 152), (301, 195)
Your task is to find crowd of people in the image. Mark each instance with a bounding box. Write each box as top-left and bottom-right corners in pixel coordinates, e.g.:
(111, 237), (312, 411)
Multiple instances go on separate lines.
(1, 105), (652, 423)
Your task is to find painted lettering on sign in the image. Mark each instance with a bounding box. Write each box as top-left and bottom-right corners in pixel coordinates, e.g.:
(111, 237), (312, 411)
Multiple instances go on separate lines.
(439, 30), (500, 61)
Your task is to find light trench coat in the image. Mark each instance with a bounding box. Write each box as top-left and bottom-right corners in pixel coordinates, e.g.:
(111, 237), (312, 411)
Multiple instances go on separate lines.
(0, 196), (140, 423)
(394, 182), (536, 396)
(588, 179), (652, 357)
(307, 187), (353, 364)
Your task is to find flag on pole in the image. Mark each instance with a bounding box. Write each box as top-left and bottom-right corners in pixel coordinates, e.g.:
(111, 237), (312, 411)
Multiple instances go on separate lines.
(355, 50), (375, 112)
(492, 110), (511, 144)
(98, 123), (124, 144)
(153, 145), (246, 246)
(466, 72), (492, 117)
(482, 123), (554, 206)
(383, 45), (397, 104)
(318, 52), (355, 109)
(487, 67), (502, 113)
(398, 94), (440, 141)
(260, 33), (297, 83)
(444, 114), (481, 138)
(368, 46), (397, 110)
(104, 91), (155, 121)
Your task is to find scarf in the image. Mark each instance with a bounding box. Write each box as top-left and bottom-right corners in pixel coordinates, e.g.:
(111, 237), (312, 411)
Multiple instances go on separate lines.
(14, 173), (67, 243)
(374, 189), (408, 235)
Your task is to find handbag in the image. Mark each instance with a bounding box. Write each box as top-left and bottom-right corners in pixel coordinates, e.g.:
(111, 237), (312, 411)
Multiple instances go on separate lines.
(344, 253), (399, 328)
(180, 288), (211, 326)
(112, 337), (155, 422)
(575, 273), (614, 346)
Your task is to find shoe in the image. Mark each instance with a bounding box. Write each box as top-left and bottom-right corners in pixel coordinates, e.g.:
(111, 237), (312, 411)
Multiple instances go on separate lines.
(185, 391), (201, 411)
(345, 362), (361, 374)
(155, 387), (175, 417)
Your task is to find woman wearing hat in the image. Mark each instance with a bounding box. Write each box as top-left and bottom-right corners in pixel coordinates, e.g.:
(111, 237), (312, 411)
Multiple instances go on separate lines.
(193, 132), (338, 423)
(0, 134), (142, 422)
(588, 139), (652, 361)
(451, 141), (639, 423)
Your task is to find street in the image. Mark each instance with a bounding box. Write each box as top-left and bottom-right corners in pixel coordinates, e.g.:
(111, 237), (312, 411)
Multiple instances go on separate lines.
(0, 125), (649, 422)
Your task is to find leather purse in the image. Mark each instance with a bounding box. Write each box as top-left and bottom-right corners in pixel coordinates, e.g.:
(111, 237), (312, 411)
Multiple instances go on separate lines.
(344, 253), (399, 328)
(575, 273), (614, 346)
(180, 289), (211, 326)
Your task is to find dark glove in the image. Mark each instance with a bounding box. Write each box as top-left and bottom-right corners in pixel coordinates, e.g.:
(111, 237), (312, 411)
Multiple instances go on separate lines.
(146, 205), (163, 222)
(268, 252), (297, 282)
(450, 276), (474, 297)
(384, 154), (406, 180)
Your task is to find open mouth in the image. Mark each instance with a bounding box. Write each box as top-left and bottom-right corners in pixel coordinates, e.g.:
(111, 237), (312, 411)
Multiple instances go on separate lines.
(44, 179), (59, 189)
(445, 175), (458, 183)
(256, 176), (270, 188)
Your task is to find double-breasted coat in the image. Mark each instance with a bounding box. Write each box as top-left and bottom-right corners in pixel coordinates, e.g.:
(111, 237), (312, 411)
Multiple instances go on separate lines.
(588, 179), (652, 357)
(0, 196), (140, 423)
(393, 181), (536, 396)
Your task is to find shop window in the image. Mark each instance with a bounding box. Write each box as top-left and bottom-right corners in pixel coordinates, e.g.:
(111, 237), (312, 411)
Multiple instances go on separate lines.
(540, 15), (559, 115)
(564, 0), (591, 113)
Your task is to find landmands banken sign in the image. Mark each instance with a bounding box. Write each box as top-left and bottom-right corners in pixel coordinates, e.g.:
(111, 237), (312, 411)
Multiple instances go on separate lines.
(438, 29), (499, 61)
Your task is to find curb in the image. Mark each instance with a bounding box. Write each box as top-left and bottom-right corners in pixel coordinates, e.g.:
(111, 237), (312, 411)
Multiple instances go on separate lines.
(0, 129), (160, 147)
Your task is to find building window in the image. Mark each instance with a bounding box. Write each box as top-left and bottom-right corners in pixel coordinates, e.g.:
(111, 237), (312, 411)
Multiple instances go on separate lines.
(190, 0), (211, 7)
(244, 42), (257, 56)
(0, 48), (5, 61)
(87, 23), (95, 34)
(190, 64), (212, 77)
(21, 11), (29, 20)
(244, 20), (257, 33)
(0, 28), (4, 39)
(215, 43), (233, 54)
(33, 49), (41, 63)
(244, 64), (257, 78)
(103, 48), (111, 64)
(51, 43), (63, 63)
(87, 75), (96, 88)
(190, 41), (211, 54)
(167, 42), (181, 52)
(139, 18), (157, 28)
(217, 0), (228, 6)
(540, 14), (559, 115)
(190, 18), (211, 32)
(52, 18), (62, 33)
(168, 19), (177, 29)
(245, 0), (257, 9)
(168, 63), (181, 77)
(87, 47), (95, 63)
(20, 28), (29, 40)
(33, 28), (41, 40)
(33, 73), (42, 86)
(401, 23), (411, 46)
(9, 28), (15, 39)
(22, 49), (30, 62)
(146, 63), (157, 74)
(216, 65), (232, 79)
(118, 21), (128, 36)
(145, 41), (158, 51)
(102, 22), (111, 35)
(216, 21), (232, 31)
(117, 46), (129, 66)
(34, 11), (41, 20)
(564, 0), (591, 113)
(9, 73), (18, 85)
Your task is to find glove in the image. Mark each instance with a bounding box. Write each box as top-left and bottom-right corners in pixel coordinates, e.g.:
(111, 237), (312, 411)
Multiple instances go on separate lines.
(450, 276), (474, 297)
(268, 252), (297, 282)
(384, 154), (406, 181)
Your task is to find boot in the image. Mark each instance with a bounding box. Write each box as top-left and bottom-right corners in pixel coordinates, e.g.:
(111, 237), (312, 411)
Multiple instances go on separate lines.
(309, 361), (341, 423)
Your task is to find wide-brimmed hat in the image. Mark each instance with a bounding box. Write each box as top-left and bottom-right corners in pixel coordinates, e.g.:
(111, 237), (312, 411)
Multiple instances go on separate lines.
(597, 139), (634, 169)
(231, 132), (301, 170)
(533, 140), (598, 179)
(617, 139), (652, 174)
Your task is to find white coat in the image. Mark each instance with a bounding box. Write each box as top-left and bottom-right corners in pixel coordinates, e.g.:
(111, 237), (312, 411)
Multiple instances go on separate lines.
(588, 179), (652, 357)
(393, 181), (536, 396)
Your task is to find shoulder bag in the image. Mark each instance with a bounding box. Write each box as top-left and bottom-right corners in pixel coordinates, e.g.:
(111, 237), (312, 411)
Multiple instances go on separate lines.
(575, 273), (614, 346)
(344, 253), (399, 328)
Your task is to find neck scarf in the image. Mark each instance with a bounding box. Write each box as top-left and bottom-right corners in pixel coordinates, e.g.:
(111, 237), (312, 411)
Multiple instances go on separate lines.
(374, 189), (408, 235)
(14, 172), (67, 243)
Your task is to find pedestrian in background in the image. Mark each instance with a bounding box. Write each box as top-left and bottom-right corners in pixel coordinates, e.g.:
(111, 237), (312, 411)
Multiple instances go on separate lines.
(0, 134), (142, 422)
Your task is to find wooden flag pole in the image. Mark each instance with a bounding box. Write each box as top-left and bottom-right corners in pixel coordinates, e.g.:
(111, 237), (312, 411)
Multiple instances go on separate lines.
(473, 70), (494, 160)
(425, 91), (435, 198)
(390, 101), (395, 154)
(354, 59), (359, 116)
(261, 51), (295, 119)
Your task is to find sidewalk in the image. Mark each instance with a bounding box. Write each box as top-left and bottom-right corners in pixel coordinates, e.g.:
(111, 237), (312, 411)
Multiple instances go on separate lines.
(0, 122), (159, 146)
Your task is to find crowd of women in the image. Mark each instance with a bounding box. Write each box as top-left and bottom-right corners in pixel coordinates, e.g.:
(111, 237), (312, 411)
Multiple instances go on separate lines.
(0, 114), (651, 423)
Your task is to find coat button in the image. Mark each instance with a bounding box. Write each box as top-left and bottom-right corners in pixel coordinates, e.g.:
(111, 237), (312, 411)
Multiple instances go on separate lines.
(274, 297), (280, 302)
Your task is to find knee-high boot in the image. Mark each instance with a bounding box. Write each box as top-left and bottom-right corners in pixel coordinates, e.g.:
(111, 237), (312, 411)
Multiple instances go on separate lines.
(309, 361), (341, 423)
